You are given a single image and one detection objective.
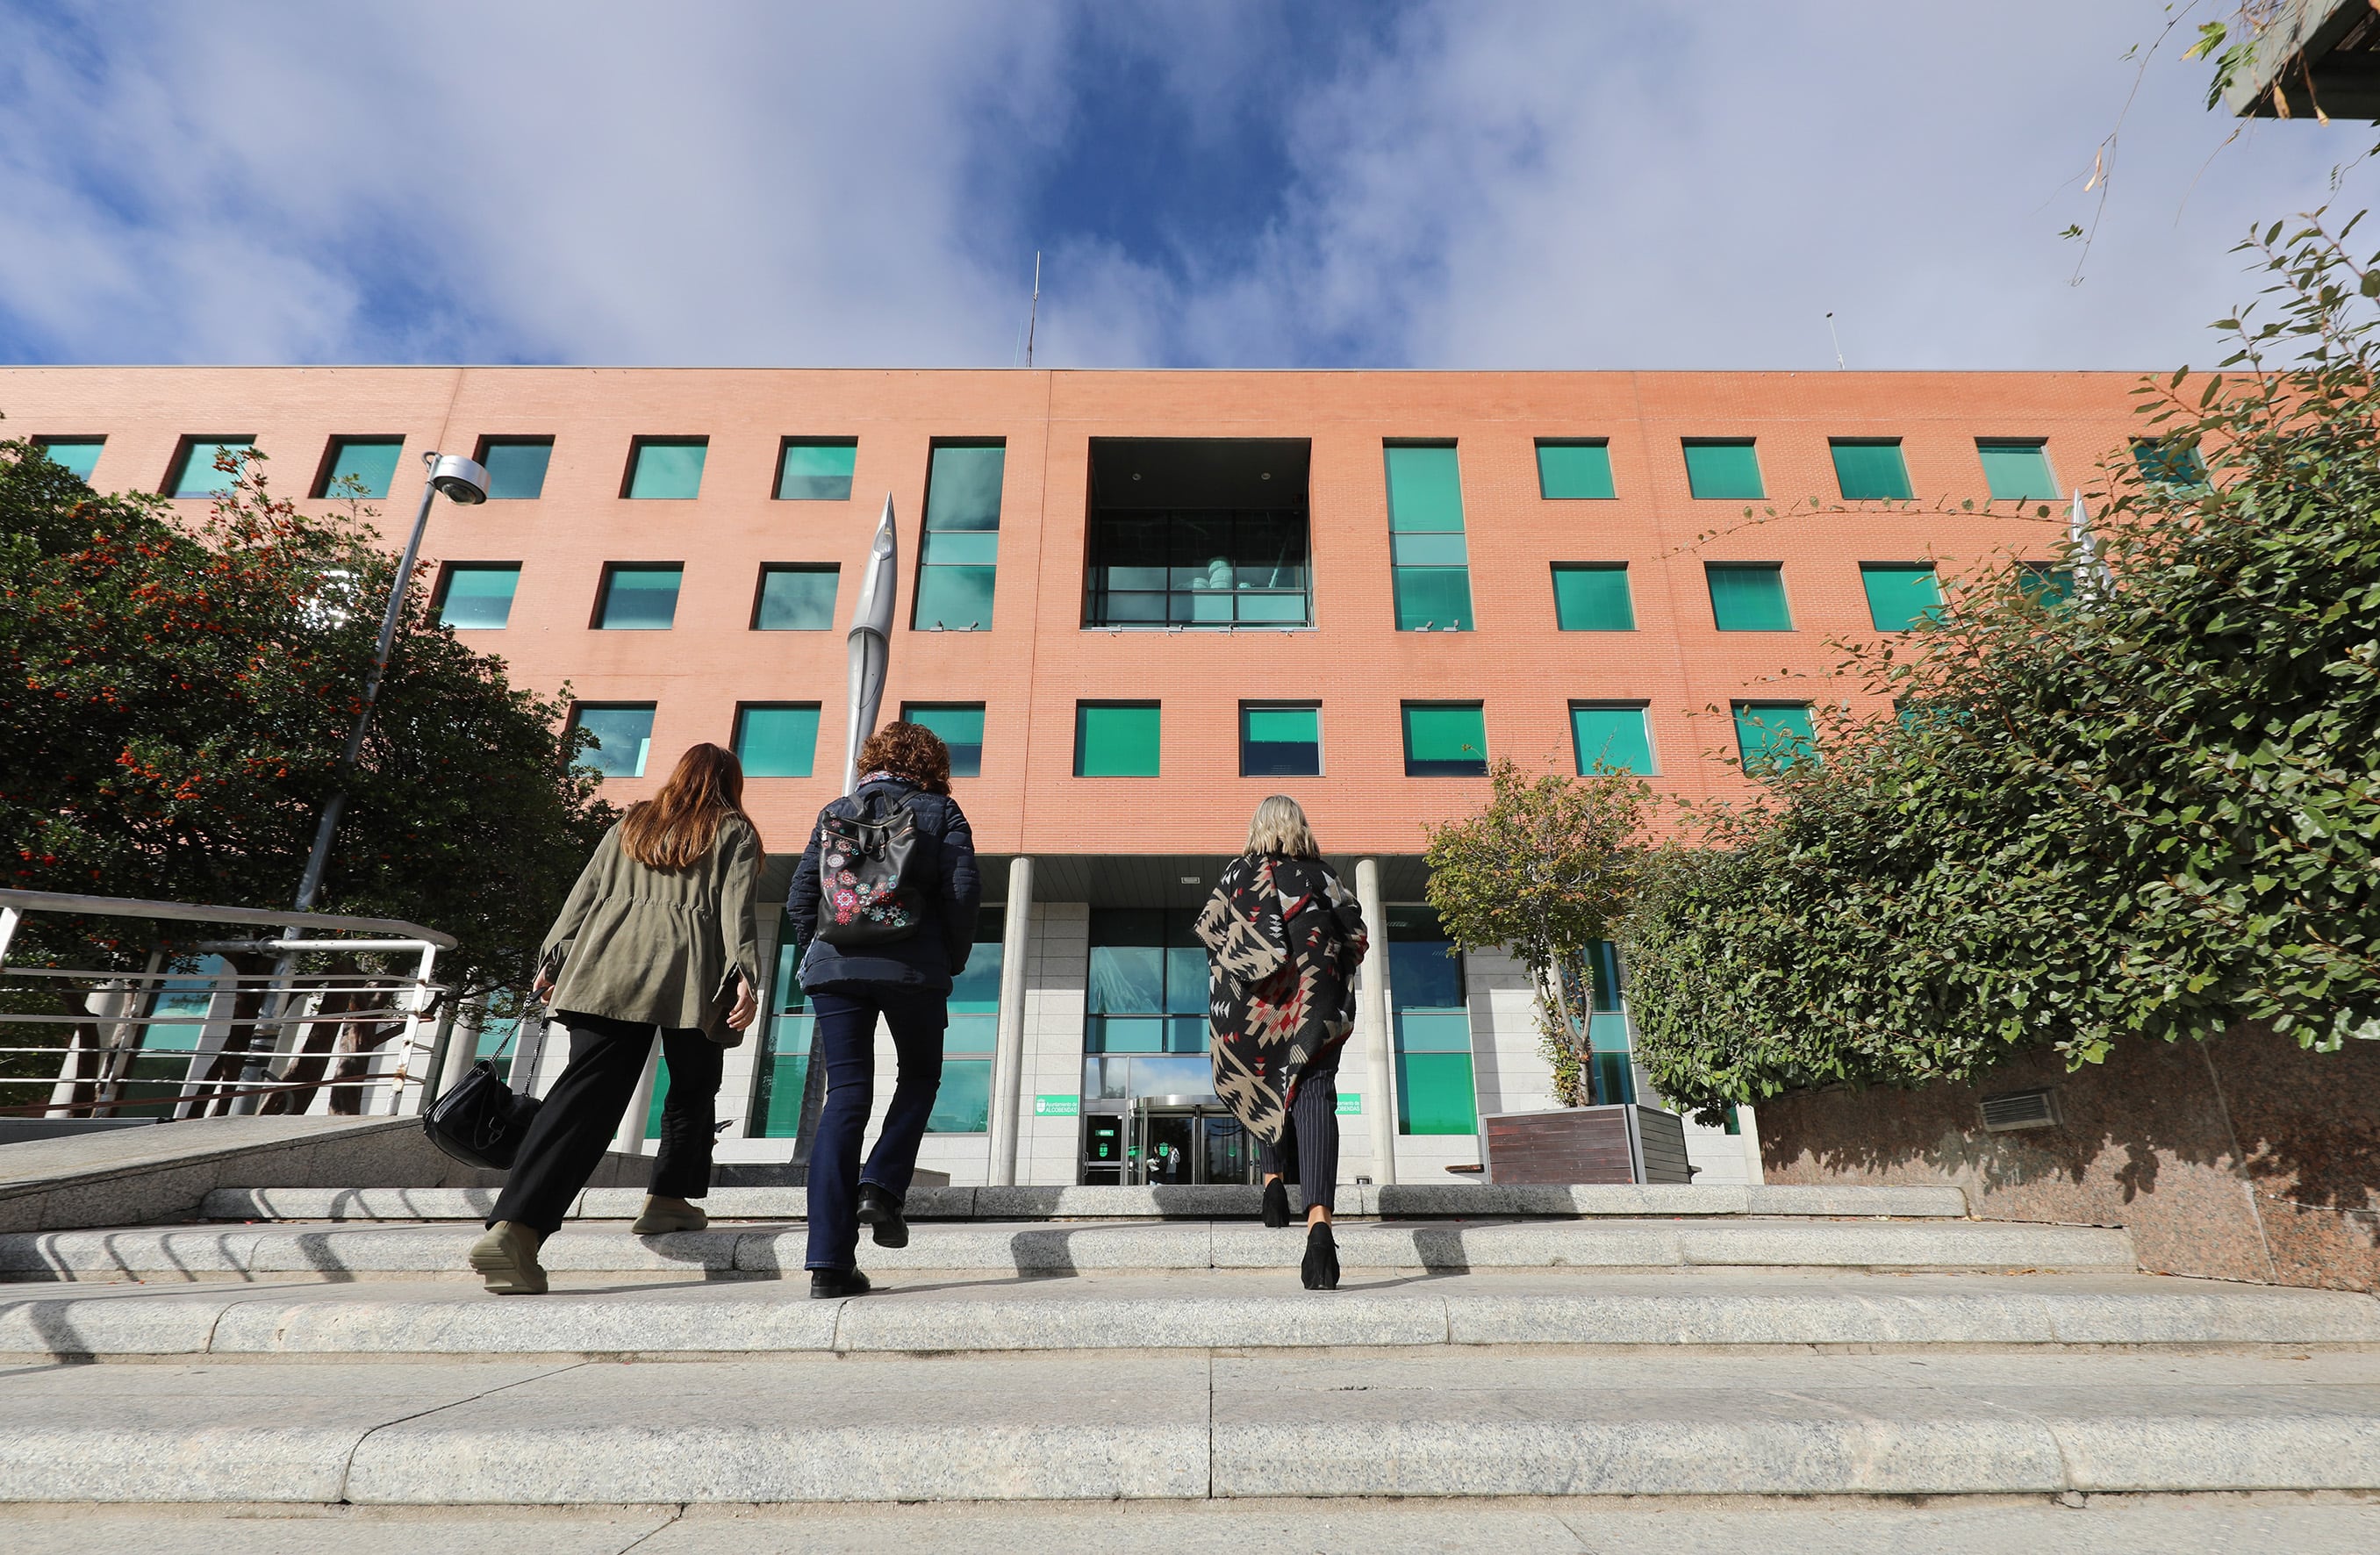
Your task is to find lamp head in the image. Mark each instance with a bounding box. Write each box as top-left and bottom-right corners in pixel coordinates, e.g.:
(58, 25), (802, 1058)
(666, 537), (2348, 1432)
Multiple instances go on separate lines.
(426, 452), (490, 505)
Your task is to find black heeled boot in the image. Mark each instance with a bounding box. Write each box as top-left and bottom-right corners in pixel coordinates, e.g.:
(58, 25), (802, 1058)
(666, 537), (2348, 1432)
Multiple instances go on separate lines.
(1300, 1221), (1339, 1291)
(1261, 1178), (1291, 1229)
(857, 1182), (909, 1249)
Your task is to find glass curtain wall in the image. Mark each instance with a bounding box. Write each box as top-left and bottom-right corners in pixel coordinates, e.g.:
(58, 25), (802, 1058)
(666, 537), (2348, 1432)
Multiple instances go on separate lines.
(1387, 906), (1475, 1134)
(1083, 910), (1210, 1100)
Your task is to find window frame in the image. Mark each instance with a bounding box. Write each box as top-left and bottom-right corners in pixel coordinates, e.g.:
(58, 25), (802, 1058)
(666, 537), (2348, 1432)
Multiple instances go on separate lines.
(432, 562), (523, 630)
(775, 436), (858, 502)
(1074, 699), (1163, 778)
(312, 435), (406, 500)
(620, 436), (710, 500)
(471, 436), (556, 501)
(592, 562), (686, 631)
(1385, 440), (1474, 632)
(749, 563), (842, 631)
(913, 439), (1007, 631)
(1567, 701), (1657, 776)
(1239, 701), (1323, 778)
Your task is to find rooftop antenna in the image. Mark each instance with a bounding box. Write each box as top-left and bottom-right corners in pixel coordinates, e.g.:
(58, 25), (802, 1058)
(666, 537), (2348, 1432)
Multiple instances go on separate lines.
(1026, 251), (1042, 368)
(1824, 311), (1846, 369)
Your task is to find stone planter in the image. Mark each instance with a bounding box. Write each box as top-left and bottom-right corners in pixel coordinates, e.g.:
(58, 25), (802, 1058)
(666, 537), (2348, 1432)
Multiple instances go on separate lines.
(1480, 1103), (1693, 1185)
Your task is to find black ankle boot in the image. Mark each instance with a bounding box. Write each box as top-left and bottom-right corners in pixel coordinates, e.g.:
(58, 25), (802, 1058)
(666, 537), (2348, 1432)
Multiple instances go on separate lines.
(809, 1267), (873, 1300)
(1261, 1178), (1290, 1229)
(857, 1182), (909, 1249)
(1301, 1222), (1339, 1291)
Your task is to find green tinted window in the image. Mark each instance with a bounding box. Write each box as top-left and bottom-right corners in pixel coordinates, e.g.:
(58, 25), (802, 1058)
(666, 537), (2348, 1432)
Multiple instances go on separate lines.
(915, 443), (1005, 629)
(32, 439), (104, 480)
(1077, 702), (1160, 777)
(1978, 440), (2056, 500)
(438, 564), (520, 629)
(1681, 440), (1762, 499)
(1830, 440), (1912, 501)
(750, 914), (814, 1137)
(599, 566), (682, 629)
(320, 437), (403, 498)
(753, 565), (837, 629)
(1552, 564), (1634, 630)
(167, 439), (254, 498)
(1707, 564), (1791, 631)
(914, 564), (997, 630)
(734, 704), (819, 778)
(627, 439), (706, 498)
(571, 705), (656, 778)
(1860, 565), (1944, 631)
(1392, 566), (1473, 631)
(478, 440), (552, 500)
(1403, 703), (1488, 777)
(778, 439), (857, 500)
(1387, 443), (1472, 632)
(1570, 705), (1654, 775)
(903, 702), (985, 778)
(1536, 440), (1615, 499)
(1389, 914), (1473, 1134)
(2018, 562), (2074, 603)
(2133, 439), (2206, 488)
(1242, 705), (1321, 777)
(1384, 444), (1465, 531)
(1733, 702), (1815, 774)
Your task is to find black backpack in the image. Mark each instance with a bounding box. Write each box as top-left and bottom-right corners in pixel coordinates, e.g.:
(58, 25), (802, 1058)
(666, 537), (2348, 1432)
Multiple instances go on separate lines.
(814, 789), (928, 946)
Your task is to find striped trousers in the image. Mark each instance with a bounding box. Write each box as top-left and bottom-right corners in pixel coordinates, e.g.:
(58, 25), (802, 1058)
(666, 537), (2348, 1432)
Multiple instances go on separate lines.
(1258, 1052), (1342, 1214)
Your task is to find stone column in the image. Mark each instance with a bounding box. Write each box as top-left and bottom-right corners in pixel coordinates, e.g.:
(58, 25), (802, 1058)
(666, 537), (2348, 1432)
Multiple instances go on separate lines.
(1355, 857), (1398, 1186)
(986, 856), (1035, 1186)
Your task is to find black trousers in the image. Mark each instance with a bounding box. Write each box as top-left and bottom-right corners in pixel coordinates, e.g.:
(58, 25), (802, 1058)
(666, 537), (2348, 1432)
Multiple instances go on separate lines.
(1258, 1050), (1342, 1215)
(489, 1011), (725, 1236)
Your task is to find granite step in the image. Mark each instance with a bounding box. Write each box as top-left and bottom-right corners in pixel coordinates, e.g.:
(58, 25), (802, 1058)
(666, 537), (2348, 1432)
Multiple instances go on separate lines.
(0, 1215), (2133, 1283)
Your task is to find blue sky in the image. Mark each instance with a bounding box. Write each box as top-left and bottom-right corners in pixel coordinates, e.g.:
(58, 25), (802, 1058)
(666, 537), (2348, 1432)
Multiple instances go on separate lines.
(0, 1), (2357, 370)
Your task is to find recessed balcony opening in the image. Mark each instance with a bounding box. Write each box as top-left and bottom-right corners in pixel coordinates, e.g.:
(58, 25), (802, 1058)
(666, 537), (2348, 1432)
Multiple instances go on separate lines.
(1084, 438), (1312, 628)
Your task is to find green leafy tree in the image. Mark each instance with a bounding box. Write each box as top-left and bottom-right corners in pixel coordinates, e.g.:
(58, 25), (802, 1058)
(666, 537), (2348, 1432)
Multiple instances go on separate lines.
(1624, 213), (2380, 1121)
(1423, 758), (1654, 1106)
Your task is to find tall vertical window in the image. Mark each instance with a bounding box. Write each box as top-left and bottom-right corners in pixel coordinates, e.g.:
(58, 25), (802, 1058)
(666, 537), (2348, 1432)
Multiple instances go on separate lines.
(1389, 906), (1473, 1136)
(165, 438), (255, 498)
(1402, 703), (1488, 778)
(1860, 564), (1945, 631)
(1706, 563), (1792, 631)
(1977, 439), (2056, 500)
(751, 565), (839, 630)
(733, 704), (820, 778)
(750, 909), (814, 1138)
(596, 564), (683, 629)
(1386, 442), (1473, 630)
(1076, 702), (1160, 777)
(435, 563), (521, 629)
(777, 438), (857, 500)
(1536, 440), (1616, 499)
(476, 438), (553, 500)
(1569, 704), (1654, 775)
(1829, 439), (1913, 501)
(1681, 439), (1763, 500)
(32, 438), (104, 480)
(316, 437), (404, 498)
(1733, 702), (1815, 775)
(570, 704), (656, 778)
(1551, 564), (1636, 630)
(932, 907), (1007, 1131)
(901, 703), (986, 778)
(914, 441), (1005, 629)
(1581, 939), (1635, 1107)
(1241, 704), (1322, 777)
(624, 437), (707, 499)
(1083, 910), (1210, 1102)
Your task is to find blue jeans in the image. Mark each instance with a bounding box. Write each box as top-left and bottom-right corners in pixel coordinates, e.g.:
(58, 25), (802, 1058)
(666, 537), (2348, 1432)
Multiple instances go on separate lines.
(803, 982), (948, 1272)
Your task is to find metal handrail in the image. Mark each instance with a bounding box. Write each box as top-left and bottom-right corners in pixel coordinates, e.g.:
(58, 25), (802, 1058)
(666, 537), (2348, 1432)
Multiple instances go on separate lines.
(0, 889), (455, 948)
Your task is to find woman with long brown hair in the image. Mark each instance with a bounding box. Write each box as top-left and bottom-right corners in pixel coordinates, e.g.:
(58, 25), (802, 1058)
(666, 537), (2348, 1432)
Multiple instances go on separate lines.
(469, 742), (763, 1295)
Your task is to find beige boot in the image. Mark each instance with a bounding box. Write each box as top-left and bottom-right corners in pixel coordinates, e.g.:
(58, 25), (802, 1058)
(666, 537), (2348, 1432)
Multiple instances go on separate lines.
(632, 1194), (709, 1235)
(468, 1221), (548, 1295)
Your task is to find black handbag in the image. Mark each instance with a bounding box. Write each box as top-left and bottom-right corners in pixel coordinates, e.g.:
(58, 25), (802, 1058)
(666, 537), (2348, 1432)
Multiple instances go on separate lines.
(422, 1058), (542, 1170)
(814, 790), (927, 946)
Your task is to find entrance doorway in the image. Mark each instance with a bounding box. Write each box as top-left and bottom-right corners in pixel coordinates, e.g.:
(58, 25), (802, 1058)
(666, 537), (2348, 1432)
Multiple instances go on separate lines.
(1080, 1096), (1258, 1185)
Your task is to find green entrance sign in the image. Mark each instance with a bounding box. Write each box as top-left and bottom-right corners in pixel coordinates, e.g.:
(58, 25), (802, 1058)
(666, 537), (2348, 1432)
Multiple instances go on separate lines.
(1034, 1093), (1080, 1118)
(1336, 1093), (1363, 1116)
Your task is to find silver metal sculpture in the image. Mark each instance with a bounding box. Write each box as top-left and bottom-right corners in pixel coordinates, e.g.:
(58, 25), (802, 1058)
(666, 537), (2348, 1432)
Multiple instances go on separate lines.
(842, 494), (898, 795)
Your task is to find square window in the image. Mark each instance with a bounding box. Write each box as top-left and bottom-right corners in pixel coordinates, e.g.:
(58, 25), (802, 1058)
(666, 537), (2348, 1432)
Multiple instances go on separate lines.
(1241, 704), (1322, 777)
(1536, 440), (1615, 499)
(1392, 565), (1474, 631)
(625, 437), (707, 498)
(436, 563), (520, 629)
(902, 702), (986, 778)
(777, 438), (857, 500)
(165, 438), (254, 498)
(32, 438), (104, 480)
(1384, 443), (1466, 530)
(1830, 439), (1912, 501)
(1860, 564), (1945, 632)
(1570, 704), (1654, 775)
(1706, 563), (1792, 631)
(1977, 439), (2057, 501)
(2018, 562), (2075, 603)
(2133, 439), (2206, 489)
(317, 437), (404, 499)
(1733, 702), (1815, 775)
(597, 564), (683, 629)
(1681, 439), (1763, 500)
(752, 565), (839, 630)
(1552, 564), (1635, 630)
(914, 564), (997, 630)
(1076, 702), (1160, 777)
(476, 438), (553, 500)
(570, 704), (656, 778)
(734, 704), (820, 778)
(1402, 703), (1488, 778)
(914, 442), (1006, 629)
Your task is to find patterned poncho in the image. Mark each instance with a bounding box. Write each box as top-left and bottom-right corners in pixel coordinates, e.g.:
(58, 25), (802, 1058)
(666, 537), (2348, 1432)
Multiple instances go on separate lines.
(1194, 853), (1370, 1145)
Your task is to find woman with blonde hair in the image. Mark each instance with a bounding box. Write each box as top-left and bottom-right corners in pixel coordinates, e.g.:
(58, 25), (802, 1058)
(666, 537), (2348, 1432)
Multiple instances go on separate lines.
(1195, 794), (1369, 1290)
(469, 742), (763, 1295)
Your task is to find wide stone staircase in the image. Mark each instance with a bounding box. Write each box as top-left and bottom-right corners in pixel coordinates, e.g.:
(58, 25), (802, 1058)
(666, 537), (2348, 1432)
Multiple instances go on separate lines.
(6, 1143), (2380, 1551)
